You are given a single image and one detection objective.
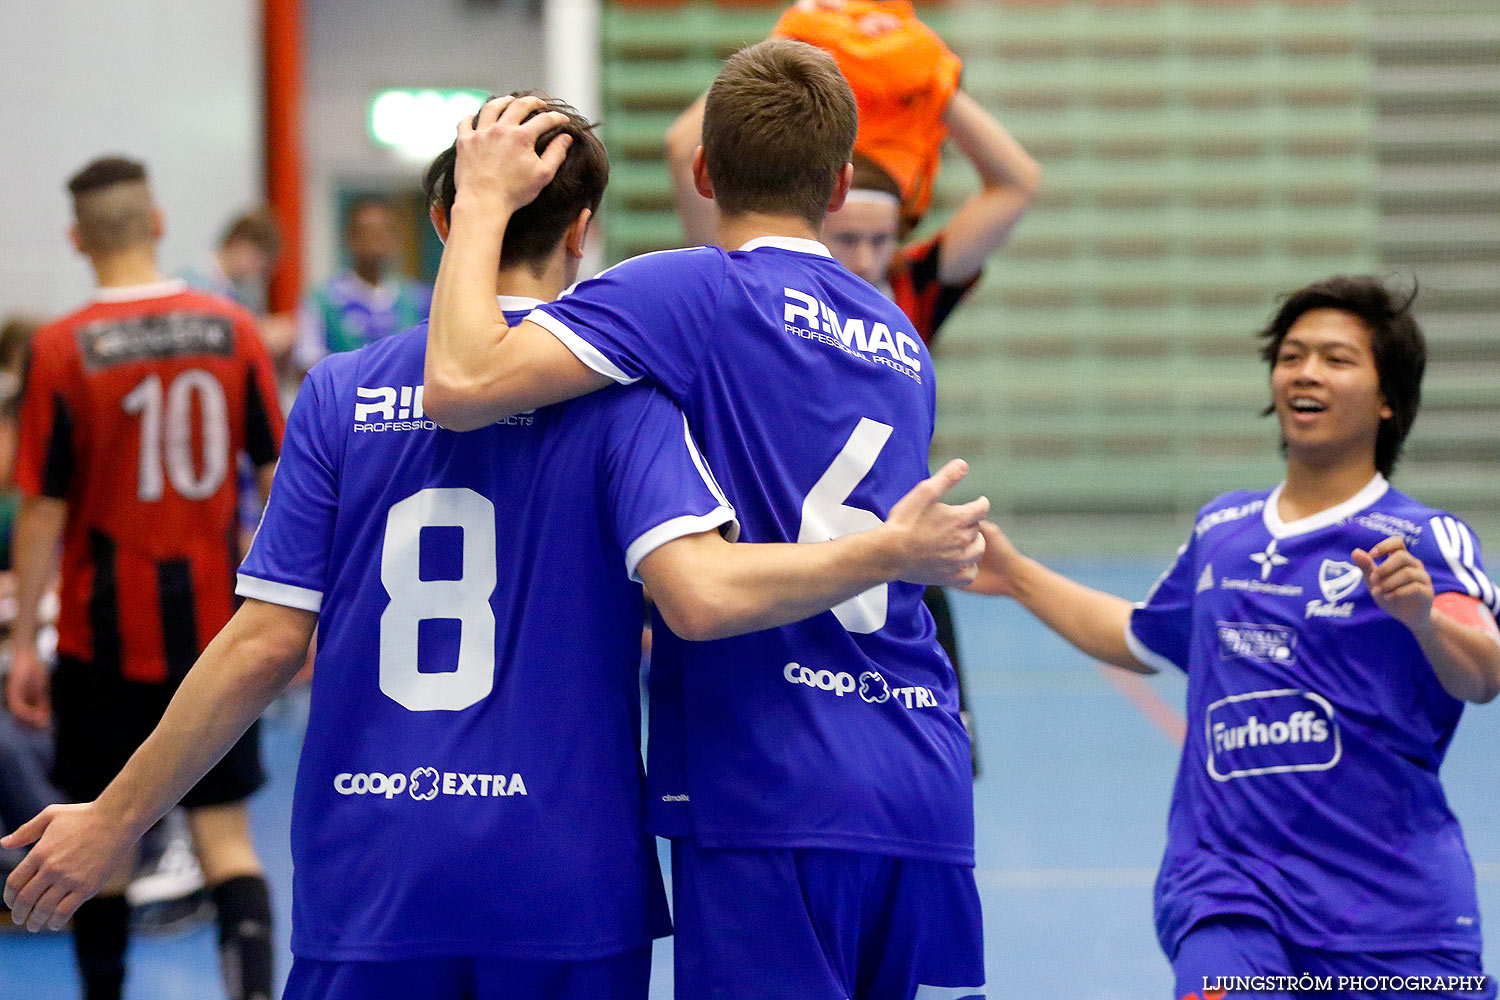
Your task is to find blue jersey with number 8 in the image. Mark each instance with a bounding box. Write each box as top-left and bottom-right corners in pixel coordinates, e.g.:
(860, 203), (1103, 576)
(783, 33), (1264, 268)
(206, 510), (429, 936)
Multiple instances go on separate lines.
(237, 306), (736, 961)
(533, 238), (974, 865)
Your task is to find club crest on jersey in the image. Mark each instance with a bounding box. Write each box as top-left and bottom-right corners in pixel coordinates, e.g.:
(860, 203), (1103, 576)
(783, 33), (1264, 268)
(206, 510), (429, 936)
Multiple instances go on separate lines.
(1304, 560), (1362, 619)
(1206, 689), (1340, 781)
(782, 288), (923, 382)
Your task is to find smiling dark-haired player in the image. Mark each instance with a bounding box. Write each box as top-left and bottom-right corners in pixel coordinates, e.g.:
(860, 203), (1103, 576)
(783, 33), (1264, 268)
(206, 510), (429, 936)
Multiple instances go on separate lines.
(966, 276), (1500, 1000)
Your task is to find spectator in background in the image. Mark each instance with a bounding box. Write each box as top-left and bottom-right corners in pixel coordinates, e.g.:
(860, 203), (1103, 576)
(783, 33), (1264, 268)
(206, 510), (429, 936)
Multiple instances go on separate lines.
(0, 315), (61, 888)
(182, 209), (297, 372)
(293, 195), (431, 372)
(181, 209), (281, 316)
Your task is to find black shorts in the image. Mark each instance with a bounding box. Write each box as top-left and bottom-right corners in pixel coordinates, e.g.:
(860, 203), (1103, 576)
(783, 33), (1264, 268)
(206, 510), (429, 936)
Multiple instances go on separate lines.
(52, 655), (265, 809)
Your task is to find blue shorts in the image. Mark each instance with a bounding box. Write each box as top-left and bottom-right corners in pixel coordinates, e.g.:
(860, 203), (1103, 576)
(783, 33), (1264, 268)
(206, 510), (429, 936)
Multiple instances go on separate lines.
(670, 841), (985, 1000)
(283, 945), (651, 1000)
(1174, 916), (1494, 1000)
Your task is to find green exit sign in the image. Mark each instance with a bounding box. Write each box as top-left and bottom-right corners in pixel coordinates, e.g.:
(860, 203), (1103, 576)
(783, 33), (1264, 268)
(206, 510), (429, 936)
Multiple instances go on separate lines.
(368, 88), (489, 159)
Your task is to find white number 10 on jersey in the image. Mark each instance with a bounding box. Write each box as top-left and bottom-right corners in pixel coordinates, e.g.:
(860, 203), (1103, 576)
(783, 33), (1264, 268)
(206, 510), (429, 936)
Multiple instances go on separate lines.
(380, 488), (497, 712)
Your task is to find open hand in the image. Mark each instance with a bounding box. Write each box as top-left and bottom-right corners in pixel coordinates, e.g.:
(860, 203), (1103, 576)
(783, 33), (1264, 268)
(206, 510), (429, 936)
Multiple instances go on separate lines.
(886, 459), (988, 586)
(3, 803), (133, 932)
(453, 95), (574, 216)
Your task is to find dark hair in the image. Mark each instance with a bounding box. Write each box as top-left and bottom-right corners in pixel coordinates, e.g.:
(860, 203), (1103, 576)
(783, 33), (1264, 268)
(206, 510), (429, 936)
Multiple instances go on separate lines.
(1258, 275), (1424, 478)
(702, 39), (857, 229)
(849, 153), (901, 200)
(67, 156), (147, 198)
(220, 209), (281, 258)
(344, 195), (397, 231)
(424, 91), (609, 273)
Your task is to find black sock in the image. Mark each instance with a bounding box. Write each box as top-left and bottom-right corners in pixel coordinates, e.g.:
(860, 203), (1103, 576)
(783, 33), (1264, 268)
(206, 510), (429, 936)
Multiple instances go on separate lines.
(211, 874), (273, 1000)
(72, 894), (129, 1000)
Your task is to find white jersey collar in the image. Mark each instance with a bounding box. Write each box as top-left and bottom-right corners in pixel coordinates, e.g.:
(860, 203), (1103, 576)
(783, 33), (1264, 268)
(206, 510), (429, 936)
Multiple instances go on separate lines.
(93, 279), (189, 303)
(737, 236), (832, 258)
(496, 294), (546, 313)
(1262, 473), (1389, 539)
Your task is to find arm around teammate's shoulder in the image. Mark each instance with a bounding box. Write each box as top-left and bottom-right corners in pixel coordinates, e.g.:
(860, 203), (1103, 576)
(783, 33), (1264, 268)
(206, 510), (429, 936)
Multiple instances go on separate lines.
(638, 460), (987, 641)
(965, 521), (1154, 674)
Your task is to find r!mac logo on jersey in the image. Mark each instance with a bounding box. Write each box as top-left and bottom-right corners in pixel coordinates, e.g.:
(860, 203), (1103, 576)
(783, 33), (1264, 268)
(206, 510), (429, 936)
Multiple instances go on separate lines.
(782, 288), (924, 382)
(353, 385), (533, 431)
(1205, 689), (1340, 782)
(354, 385), (438, 432)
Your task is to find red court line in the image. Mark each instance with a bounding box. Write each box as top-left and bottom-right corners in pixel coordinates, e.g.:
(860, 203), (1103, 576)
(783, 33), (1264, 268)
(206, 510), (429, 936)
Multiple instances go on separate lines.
(1095, 663), (1186, 747)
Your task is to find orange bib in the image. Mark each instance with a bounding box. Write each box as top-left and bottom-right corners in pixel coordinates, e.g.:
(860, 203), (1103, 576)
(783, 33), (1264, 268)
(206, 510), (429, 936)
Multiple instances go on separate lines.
(774, 0), (961, 225)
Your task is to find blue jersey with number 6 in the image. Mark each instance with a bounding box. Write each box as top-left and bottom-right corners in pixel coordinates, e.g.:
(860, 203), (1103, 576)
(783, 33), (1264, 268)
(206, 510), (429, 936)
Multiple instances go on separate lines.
(532, 238), (974, 865)
(237, 302), (736, 961)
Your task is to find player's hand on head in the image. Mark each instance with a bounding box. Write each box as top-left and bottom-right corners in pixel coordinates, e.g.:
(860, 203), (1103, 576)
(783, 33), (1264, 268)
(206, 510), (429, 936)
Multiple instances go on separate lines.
(2, 803), (129, 932)
(885, 459), (988, 587)
(1352, 535), (1435, 631)
(4, 645), (51, 729)
(453, 94), (574, 214)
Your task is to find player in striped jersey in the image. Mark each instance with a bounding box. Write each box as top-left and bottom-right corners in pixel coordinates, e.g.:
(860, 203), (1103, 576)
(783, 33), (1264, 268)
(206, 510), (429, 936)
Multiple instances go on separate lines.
(5, 157), (283, 1000)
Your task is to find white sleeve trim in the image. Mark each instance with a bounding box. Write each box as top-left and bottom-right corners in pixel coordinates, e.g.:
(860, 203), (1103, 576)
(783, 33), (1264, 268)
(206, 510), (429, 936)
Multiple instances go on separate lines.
(236, 573), (324, 613)
(525, 309), (639, 385)
(1124, 611), (1182, 673)
(625, 507), (738, 583)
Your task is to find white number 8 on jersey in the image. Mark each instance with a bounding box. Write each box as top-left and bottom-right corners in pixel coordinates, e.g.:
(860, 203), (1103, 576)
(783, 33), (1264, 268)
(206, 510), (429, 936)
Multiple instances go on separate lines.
(380, 488), (498, 712)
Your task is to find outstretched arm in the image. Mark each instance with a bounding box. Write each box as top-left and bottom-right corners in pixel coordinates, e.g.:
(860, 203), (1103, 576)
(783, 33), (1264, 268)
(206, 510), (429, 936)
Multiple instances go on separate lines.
(1353, 536), (1500, 704)
(3, 599), (316, 931)
(966, 521), (1153, 673)
(424, 94), (613, 431)
(664, 94), (718, 248)
(935, 90), (1043, 286)
(639, 460), (987, 641)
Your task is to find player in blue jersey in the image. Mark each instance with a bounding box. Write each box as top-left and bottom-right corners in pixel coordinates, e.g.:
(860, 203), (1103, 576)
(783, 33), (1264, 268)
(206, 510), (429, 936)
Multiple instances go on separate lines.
(965, 276), (1500, 999)
(423, 43), (986, 1000)
(2, 95), (989, 1000)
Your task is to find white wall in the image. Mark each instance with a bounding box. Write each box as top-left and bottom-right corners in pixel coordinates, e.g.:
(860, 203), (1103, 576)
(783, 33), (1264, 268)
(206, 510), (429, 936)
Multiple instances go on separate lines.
(304, 0), (547, 284)
(0, 1), (261, 316)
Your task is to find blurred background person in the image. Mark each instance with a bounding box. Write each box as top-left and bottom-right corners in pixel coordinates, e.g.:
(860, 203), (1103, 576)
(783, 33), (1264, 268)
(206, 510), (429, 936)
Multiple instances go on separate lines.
(7, 156), (283, 1000)
(292, 195), (431, 374)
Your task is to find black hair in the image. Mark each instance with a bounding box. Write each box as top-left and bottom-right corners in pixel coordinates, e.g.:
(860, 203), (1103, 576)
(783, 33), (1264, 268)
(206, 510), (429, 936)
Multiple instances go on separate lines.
(1258, 275), (1424, 478)
(423, 91), (608, 273)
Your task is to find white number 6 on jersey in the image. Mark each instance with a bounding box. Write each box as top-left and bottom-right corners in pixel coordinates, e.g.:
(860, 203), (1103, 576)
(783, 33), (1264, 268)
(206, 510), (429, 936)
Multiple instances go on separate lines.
(799, 418), (893, 634)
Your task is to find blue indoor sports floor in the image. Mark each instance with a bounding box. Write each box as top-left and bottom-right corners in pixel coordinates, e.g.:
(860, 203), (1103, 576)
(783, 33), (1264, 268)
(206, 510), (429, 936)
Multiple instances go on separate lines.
(3, 560), (1498, 999)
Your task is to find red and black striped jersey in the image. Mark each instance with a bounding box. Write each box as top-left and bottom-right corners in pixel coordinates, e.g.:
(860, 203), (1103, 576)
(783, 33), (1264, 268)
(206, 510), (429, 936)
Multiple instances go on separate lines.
(887, 232), (981, 346)
(15, 281), (284, 683)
